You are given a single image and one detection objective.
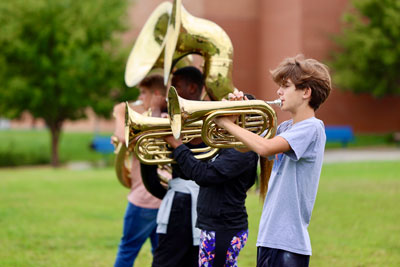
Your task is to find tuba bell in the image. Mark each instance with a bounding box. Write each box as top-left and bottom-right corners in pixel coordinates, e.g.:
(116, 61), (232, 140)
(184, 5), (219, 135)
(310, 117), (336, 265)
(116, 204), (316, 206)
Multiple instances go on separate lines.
(124, 1), (193, 88)
(163, 0), (235, 100)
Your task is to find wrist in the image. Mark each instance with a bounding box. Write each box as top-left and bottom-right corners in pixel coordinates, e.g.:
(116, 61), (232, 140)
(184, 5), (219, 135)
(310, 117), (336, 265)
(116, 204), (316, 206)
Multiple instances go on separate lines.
(171, 139), (183, 149)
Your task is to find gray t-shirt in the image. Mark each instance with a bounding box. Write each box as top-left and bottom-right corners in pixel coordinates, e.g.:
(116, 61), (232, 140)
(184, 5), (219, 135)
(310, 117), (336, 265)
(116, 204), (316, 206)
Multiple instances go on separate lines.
(256, 117), (326, 255)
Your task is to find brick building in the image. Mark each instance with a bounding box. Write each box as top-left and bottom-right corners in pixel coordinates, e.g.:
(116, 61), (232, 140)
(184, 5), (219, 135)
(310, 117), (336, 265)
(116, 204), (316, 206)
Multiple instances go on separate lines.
(10, 0), (400, 133)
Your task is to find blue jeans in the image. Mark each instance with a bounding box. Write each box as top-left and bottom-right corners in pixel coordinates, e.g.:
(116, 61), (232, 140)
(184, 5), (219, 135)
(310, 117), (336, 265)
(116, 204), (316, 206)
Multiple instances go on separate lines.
(115, 202), (159, 267)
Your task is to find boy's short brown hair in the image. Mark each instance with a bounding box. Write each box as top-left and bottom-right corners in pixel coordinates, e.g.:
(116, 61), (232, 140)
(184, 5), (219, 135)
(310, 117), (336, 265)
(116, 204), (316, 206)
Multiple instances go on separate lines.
(139, 74), (167, 96)
(270, 54), (332, 110)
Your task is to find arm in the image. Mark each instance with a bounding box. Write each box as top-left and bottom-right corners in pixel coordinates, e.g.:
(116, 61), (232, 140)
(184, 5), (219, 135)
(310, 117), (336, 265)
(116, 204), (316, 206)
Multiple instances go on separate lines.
(170, 144), (257, 186)
(214, 117), (290, 157)
(140, 163), (167, 199)
(112, 103), (126, 142)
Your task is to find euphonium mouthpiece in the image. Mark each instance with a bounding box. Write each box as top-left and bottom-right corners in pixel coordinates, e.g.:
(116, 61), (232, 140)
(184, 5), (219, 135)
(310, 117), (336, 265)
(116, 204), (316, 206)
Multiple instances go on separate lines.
(266, 99), (282, 107)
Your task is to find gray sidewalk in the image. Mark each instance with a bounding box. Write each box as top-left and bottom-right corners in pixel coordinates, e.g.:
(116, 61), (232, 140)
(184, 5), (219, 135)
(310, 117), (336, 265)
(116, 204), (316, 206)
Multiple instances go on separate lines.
(324, 147), (400, 163)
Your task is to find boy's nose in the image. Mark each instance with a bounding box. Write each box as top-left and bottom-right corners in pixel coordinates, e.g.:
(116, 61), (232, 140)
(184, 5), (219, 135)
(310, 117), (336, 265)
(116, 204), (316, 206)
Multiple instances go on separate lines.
(277, 87), (283, 96)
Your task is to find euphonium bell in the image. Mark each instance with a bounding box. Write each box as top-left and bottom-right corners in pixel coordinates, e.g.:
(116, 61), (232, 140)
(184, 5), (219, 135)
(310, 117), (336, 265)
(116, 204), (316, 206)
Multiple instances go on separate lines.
(167, 86), (281, 148)
(124, 103), (219, 165)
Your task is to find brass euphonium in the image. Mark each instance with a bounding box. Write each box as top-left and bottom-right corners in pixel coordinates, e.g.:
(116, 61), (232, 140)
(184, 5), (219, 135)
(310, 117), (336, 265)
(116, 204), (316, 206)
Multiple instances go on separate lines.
(168, 86), (281, 148)
(124, 103), (219, 165)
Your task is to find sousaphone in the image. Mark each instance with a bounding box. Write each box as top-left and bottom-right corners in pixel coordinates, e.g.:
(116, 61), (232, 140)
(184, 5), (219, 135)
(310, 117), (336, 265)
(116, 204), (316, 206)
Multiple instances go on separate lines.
(163, 0), (280, 199)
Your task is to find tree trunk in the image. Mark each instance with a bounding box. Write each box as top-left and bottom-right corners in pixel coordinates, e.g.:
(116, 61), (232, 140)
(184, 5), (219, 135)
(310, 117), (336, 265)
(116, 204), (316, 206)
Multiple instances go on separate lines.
(48, 121), (63, 167)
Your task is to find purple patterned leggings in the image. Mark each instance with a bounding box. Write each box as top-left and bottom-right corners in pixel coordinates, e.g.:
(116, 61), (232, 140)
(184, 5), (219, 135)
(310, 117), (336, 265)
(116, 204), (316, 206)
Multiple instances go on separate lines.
(199, 229), (248, 267)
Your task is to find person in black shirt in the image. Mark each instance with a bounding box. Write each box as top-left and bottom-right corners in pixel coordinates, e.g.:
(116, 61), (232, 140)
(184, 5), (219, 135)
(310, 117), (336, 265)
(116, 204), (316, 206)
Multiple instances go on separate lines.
(141, 66), (205, 267)
(164, 105), (259, 266)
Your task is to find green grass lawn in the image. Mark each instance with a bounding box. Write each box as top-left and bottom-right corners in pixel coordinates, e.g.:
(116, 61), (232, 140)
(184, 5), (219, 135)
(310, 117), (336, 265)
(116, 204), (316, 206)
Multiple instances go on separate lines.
(0, 161), (400, 266)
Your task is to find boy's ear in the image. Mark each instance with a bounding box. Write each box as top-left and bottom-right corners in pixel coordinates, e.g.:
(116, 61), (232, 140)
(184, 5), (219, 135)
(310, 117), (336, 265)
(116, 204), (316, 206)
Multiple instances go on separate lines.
(303, 87), (312, 99)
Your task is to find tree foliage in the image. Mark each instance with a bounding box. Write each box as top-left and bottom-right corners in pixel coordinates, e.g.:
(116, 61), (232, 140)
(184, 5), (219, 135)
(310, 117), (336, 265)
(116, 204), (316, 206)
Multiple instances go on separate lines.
(0, 0), (135, 165)
(329, 0), (400, 97)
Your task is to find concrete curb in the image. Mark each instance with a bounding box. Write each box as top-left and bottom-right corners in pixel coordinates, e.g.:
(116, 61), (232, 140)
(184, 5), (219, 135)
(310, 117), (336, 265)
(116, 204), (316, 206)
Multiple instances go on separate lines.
(324, 147), (400, 163)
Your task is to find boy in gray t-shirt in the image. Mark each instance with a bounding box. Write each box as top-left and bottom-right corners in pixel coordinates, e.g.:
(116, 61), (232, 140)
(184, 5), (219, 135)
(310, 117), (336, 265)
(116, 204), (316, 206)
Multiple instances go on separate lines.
(215, 54), (332, 267)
